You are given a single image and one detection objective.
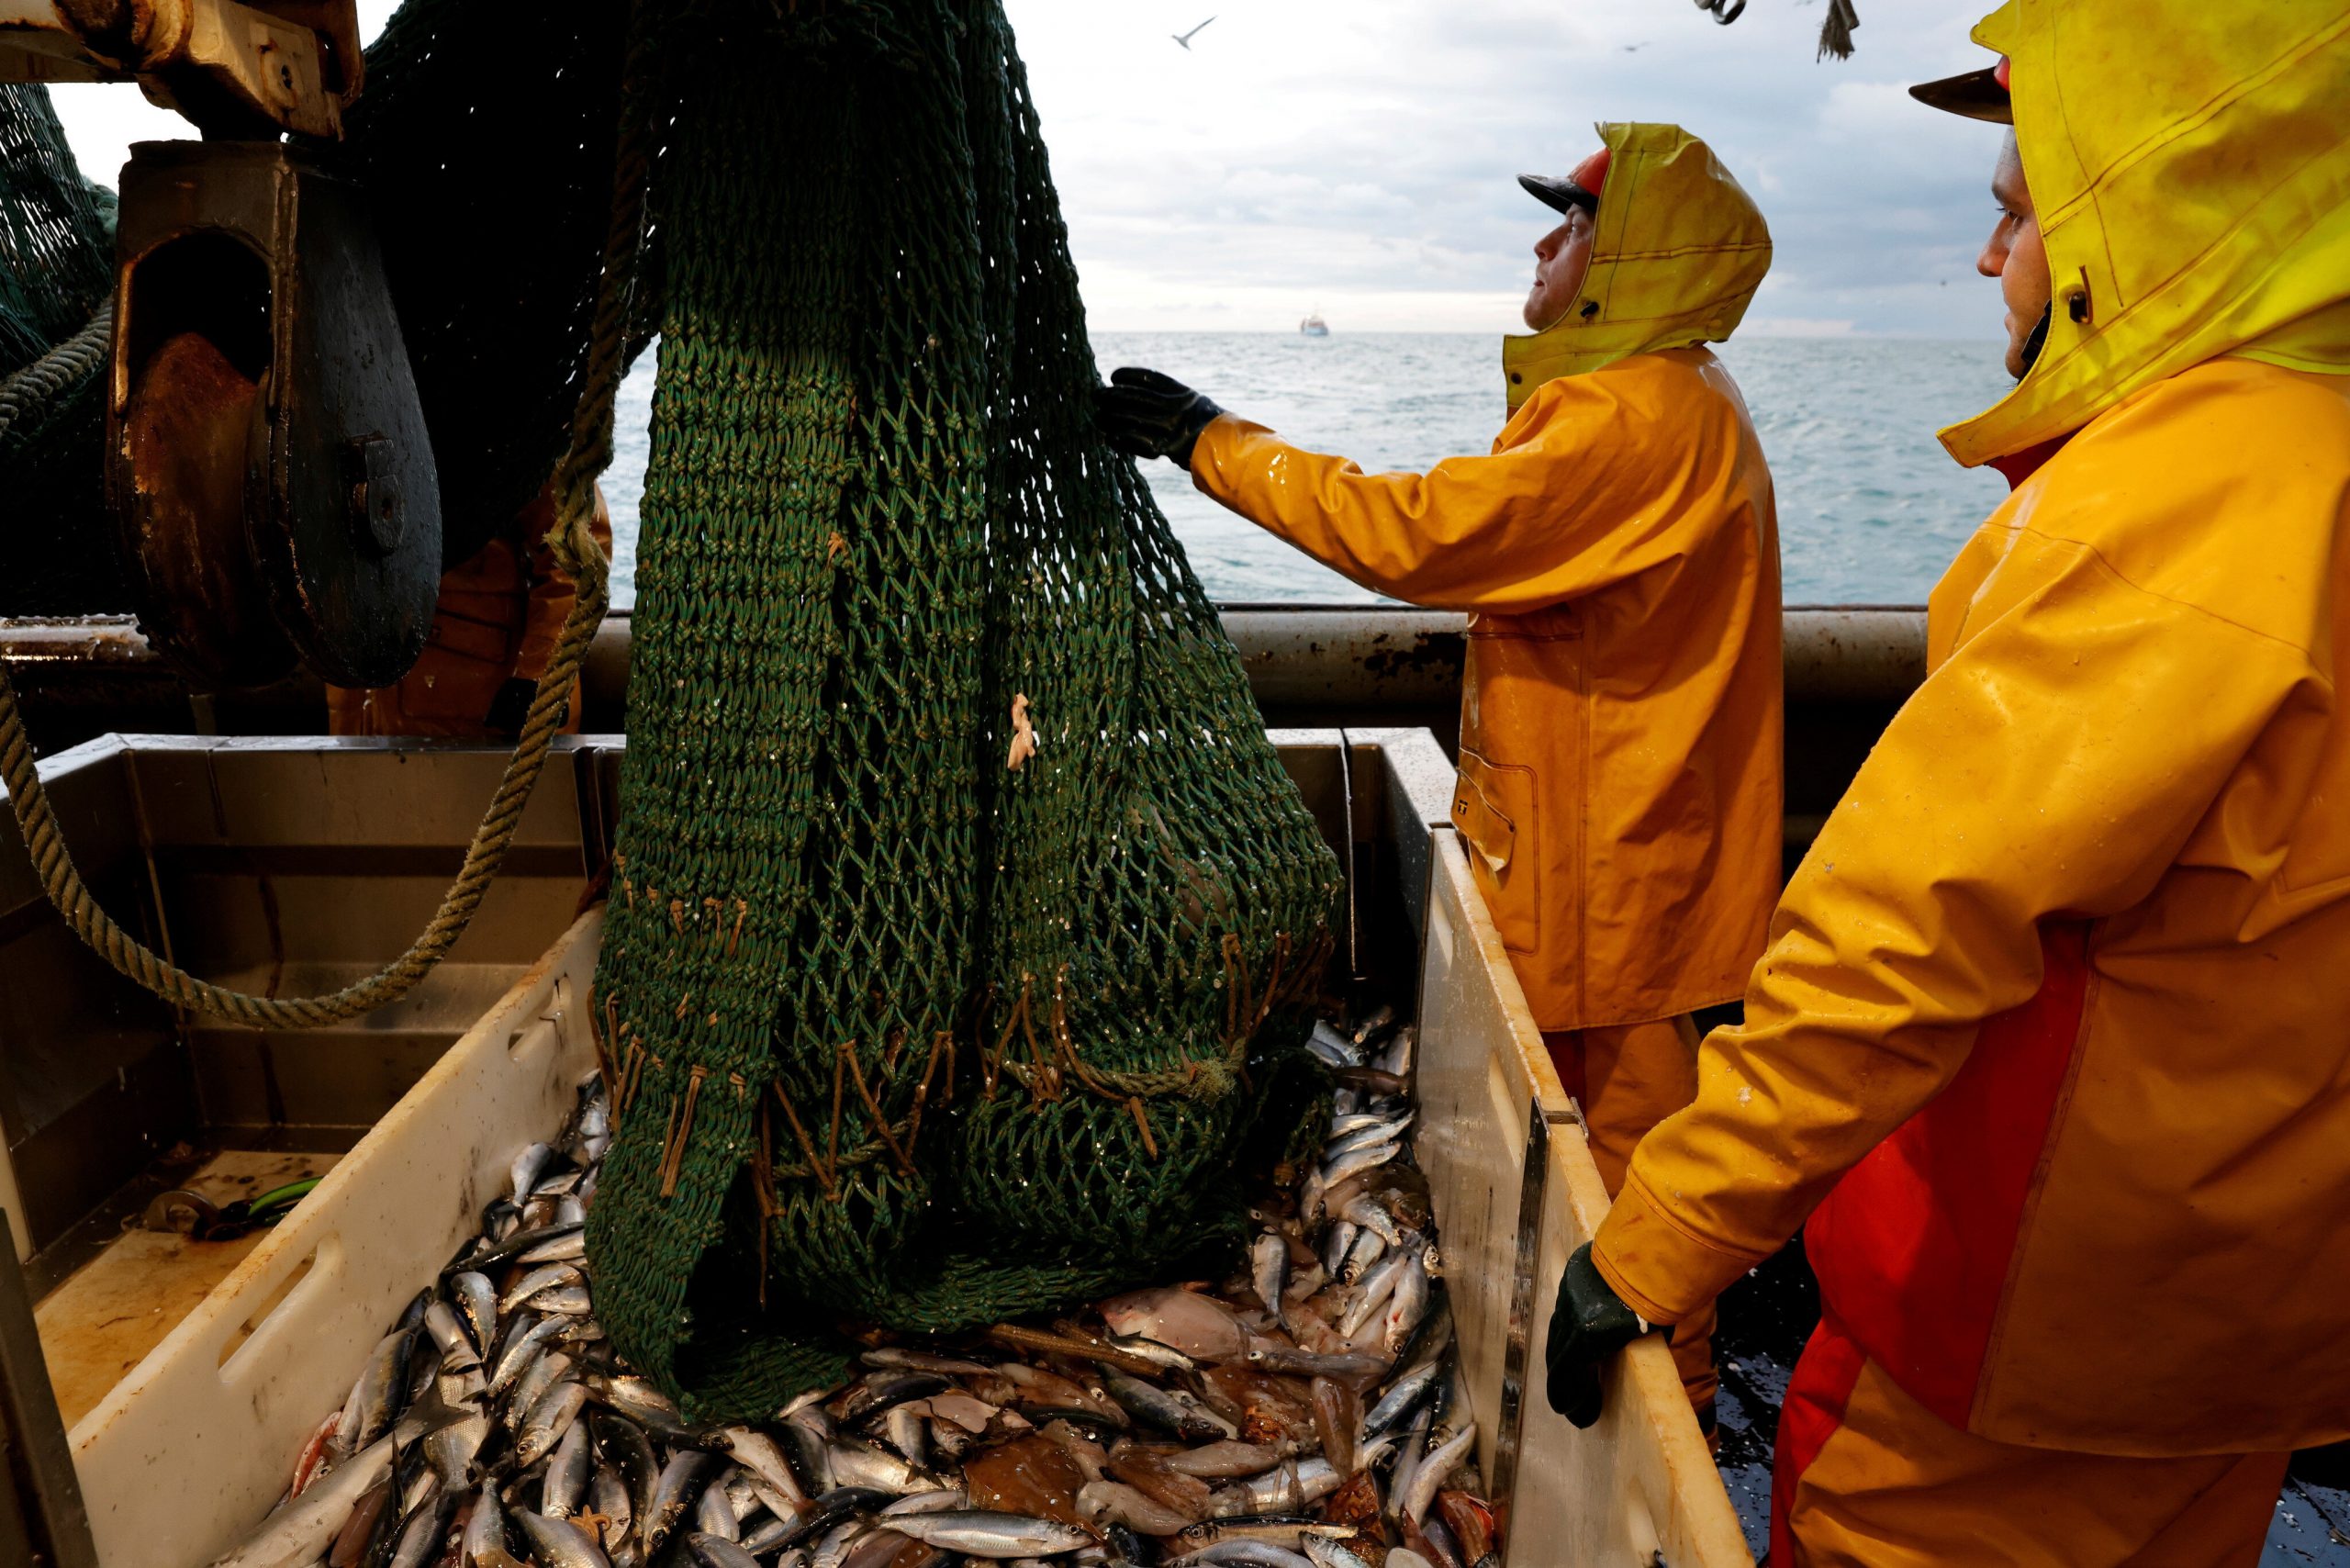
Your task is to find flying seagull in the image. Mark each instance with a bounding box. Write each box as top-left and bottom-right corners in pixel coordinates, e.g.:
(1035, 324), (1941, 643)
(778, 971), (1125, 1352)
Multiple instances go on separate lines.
(1173, 15), (1215, 49)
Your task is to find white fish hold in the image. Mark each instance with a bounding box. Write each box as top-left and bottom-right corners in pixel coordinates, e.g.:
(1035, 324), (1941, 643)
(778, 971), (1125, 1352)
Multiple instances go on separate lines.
(207, 995), (1497, 1568)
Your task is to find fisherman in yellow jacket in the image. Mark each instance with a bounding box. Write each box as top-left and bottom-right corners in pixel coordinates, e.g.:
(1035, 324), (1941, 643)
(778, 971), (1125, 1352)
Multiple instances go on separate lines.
(1540, 5), (2350, 1563)
(1095, 124), (1784, 1427)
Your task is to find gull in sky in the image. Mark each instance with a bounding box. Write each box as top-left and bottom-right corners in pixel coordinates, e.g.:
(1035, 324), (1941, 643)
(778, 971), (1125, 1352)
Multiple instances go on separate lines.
(1172, 15), (1215, 50)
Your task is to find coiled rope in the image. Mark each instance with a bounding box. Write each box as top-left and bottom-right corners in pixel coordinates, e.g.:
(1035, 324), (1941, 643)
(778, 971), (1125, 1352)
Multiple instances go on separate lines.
(0, 6), (652, 1030)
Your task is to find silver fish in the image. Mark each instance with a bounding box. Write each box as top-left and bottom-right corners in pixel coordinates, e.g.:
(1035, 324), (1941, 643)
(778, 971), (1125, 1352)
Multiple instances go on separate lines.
(544, 1417), (593, 1518)
(1304, 1022), (1361, 1069)
(588, 1463), (634, 1550)
(1321, 1220), (1359, 1278)
(1375, 1025), (1416, 1080)
(741, 1514), (800, 1555)
(207, 1435), (393, 1568)
(518, 1380), (590, 1466)
(388, 1492), (459, 1568)
(589, 1372), (696, 1439)
(714, 1427), (808, 1511)
(779, 1413), (836, 1495)
(423, 1301), (480, 1371)
(1340, 1249), (1411, 1338)
(688, 1534), (766, 1568)
(508, 1351), (574, 1432)
(532, 1284), (596, 1316)
(829, 1437), (945, 1495)
(1401, 1424), (1478, 1525)
(1338, 1193), (1404, 1249)
(451, 1271), (499, 1358)
(1387, 1409), (1434, 1527)
(350, 1327), (416, 1449)
(809, 1517), (867, 1568)
(1210, 1458), (1340, 1518)
(1176, 1518), (1354, 1551)
(1317, 1139), (1401, 1194)
(423, 1407), (490, 1489)
(463, 1479), (526, 1568)
(641, 1449), (713, 1559)
(1102, 1370), (1234, 1441)
(879, 1489), (968, 1517)
(501, 1262), (584, 1313)
(1382, 1249), (1432, 1356)
(1350, 1004), (1397, 1047)
(1105, 1334), (1198, 1373)
(1304, 1539), (1375, 1568)
(694, 1481), (740, 1541)
(519, 1509), (611, 1568)
(1339, 1226), (1387, 1285)
(487, 1313), (556, 1395)
(522, 1229), (589, 1263)
(509, 1142), (553, 1203)
(883, 1403), (928, 1471)
(879, 1511), (1094, 1559)
(1325, 1116), (1410, 1160)
(1170, 1546), (1315, 1568)
(1251, 1233), (1291, 1332)
(1365, 1361), (1442, 1437)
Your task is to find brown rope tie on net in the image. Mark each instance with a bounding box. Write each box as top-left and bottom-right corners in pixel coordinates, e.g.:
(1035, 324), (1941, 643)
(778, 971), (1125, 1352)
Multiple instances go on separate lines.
(0, 28), (654, 1030)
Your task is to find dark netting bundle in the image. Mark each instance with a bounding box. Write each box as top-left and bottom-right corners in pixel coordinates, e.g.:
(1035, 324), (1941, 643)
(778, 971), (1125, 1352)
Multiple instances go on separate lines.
(0, 83), (119, 613)
(583, 0), (1342, 1417)
(342, 0), (645, 567)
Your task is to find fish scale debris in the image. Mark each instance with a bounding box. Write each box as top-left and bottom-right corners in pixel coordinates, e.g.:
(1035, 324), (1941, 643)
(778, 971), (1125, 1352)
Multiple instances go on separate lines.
(212, 1004), (1497, 1568)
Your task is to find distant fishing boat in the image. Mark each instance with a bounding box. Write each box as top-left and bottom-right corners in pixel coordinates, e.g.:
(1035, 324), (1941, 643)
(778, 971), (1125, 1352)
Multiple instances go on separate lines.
(1299, 311), (1329, 337)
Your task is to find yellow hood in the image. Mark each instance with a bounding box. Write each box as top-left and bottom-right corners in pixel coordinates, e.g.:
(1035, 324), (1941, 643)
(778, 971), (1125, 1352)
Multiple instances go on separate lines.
(1940, 0), (2350, 466)
(1502, 122), (1772, 414)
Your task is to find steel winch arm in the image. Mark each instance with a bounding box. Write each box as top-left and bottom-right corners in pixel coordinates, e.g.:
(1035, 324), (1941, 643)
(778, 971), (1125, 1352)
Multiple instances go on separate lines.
(0, 0), (359, 138)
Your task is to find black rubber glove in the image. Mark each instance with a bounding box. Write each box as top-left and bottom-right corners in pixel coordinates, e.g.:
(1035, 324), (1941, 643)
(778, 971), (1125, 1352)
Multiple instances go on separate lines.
(1544, 1241), (1656, 1428)
(486, 677), (540, 737)
(1092, 366), (1226, 469)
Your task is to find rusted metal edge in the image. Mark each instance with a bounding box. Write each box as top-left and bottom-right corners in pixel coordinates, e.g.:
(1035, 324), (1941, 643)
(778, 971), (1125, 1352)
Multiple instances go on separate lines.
(2, 604), (1931, 707)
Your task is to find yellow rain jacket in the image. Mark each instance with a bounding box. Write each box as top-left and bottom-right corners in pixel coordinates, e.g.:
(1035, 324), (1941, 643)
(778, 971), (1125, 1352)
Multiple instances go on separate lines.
(1595, 0), (2350, 1456)
(1192, 123), (1782, 1031)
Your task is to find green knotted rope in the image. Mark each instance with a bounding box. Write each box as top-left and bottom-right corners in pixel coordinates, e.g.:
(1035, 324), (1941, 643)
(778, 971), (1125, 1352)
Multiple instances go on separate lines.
(583, 0), (1341, 1420)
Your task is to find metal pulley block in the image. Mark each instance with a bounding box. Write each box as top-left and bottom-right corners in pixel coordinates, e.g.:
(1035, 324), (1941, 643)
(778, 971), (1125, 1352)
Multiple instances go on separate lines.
(106, 139), (442, 689)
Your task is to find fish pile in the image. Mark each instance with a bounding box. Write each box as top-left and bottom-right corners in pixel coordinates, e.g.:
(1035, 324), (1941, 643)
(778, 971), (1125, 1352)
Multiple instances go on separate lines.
(212, 1002), (1500, 1568)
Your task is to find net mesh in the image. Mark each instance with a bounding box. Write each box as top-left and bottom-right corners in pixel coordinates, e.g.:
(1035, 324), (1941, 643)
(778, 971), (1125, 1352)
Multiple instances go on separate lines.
(578, 0), (1341, 1418)
(0, 84), (118, 613)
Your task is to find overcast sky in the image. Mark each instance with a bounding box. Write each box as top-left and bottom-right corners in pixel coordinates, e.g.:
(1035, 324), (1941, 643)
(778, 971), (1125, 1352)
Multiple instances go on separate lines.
(49, 0), (2009, 339)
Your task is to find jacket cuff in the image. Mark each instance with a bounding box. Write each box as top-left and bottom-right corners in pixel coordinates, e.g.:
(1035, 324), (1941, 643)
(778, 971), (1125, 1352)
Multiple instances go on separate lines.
(1187, 413), (1269, 501)
(1592, 1172), (1769, 1326)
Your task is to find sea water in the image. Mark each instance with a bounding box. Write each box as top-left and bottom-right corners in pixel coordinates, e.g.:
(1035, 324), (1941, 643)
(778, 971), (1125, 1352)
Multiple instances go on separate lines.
(603, 334), (2018, 609)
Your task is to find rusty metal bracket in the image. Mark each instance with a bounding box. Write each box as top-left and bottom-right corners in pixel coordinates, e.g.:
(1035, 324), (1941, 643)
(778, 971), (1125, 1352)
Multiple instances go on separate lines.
(108, 139), (443, 689)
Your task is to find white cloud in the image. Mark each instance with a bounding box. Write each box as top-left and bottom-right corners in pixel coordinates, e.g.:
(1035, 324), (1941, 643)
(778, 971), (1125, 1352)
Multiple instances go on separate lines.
(43, 0), (2011, 342)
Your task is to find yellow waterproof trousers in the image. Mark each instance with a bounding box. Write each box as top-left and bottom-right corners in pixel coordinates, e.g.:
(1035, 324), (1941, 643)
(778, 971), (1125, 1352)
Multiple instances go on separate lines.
(1774, 1316), (2287, 1567)
(1544, 1014), (1718, 1417)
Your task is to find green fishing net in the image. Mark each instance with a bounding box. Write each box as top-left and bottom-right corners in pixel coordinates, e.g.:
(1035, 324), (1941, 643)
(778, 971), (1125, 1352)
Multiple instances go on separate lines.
(580, 0), (1341, 1417)
(0, 84), (118, 614)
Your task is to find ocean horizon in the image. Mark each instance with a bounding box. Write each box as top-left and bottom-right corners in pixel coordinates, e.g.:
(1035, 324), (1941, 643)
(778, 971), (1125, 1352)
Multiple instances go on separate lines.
(604, 332), (2020, 609)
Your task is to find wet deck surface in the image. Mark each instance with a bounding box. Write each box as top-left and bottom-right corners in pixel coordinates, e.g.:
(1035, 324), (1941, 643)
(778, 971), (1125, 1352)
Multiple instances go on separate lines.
(33, 1149), (339, 1429)
(1711, 1235), (2350, 1563)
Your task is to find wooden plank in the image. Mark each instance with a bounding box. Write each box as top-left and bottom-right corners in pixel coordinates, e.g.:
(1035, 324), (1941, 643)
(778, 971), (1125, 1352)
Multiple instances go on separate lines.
(66, 911), (603, 1568)
(1413, 830), (1748, 1568)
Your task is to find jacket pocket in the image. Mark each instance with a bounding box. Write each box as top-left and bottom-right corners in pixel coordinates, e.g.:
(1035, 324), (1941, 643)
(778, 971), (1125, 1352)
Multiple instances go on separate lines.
(1453, 747), (1539, 956)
